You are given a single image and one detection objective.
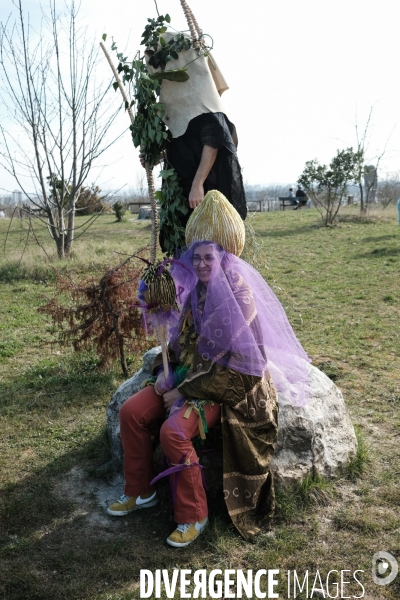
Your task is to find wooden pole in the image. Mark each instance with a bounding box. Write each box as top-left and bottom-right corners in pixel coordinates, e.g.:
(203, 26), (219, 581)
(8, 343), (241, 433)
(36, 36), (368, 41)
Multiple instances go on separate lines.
(100, 41), (167, 375)
(100, 41), (159, 263)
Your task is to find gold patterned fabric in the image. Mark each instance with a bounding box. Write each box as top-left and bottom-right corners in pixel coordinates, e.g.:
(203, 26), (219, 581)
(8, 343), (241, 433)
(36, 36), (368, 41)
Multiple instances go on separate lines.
(152, 283), (278, 541)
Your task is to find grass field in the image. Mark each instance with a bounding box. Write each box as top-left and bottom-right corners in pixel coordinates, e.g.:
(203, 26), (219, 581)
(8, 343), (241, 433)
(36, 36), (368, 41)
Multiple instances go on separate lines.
(0, 206), (399, 599)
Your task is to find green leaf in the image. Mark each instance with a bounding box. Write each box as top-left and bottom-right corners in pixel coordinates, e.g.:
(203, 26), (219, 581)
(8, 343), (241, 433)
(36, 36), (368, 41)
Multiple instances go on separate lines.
(165, 13), (171, 23)
(102, 33), (107, 41)
(160, 169), (175, 179)
(112, 81), (119, 91)
(160, 36), (166, 47)
(148, 69), (189, 82)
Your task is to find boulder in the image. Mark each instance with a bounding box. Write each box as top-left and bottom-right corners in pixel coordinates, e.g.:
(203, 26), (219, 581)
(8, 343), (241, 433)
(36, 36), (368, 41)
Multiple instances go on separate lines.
(138, 206), (153, 219)
(106, 348), (357, 487)
(271, 366), (357, 486)
(106, 347), (161, 463)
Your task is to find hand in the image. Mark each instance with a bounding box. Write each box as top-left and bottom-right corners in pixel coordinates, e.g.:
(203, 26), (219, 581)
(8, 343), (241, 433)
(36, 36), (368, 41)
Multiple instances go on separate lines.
(163, 387), (184, 410)
(154, 371), (173, 396)
(188, 183), (204, 209)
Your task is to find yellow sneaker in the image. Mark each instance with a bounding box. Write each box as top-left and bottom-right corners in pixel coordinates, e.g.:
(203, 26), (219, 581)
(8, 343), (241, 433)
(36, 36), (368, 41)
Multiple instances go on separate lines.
(107, 491), (158, 516)
(166, 517), (208, 547)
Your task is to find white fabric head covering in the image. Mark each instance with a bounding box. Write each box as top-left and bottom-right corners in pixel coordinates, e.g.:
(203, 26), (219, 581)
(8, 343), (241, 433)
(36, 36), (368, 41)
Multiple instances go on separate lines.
(145, 33), (229, 138)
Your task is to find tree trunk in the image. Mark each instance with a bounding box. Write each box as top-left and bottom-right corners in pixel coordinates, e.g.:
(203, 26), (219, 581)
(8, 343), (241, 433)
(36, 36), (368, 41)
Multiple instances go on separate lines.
(65, 194), (76, 257)
(56, 235), (65, 259)
(359, 183), (366, 215)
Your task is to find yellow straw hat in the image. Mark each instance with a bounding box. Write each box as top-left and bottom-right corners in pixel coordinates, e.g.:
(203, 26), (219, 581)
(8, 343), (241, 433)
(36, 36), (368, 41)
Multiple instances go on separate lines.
(185, 190), (245, 256)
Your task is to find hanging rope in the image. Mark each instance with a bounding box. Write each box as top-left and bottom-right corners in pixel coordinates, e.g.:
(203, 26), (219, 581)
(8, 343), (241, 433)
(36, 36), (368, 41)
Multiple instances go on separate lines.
(179, 0), (200, 47)
(187, 3), (202, 37)
(145, 164), (159, 263)
(178, 1), (217, 70)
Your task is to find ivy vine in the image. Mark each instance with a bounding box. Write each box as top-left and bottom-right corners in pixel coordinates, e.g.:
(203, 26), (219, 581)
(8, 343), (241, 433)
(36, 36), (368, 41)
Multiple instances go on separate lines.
(109, 13), (201, 254)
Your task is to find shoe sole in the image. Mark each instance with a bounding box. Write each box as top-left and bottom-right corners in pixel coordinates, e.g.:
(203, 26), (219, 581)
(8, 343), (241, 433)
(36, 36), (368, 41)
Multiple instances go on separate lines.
(166, 521), (208, 548)
(107, 499), (158, 516)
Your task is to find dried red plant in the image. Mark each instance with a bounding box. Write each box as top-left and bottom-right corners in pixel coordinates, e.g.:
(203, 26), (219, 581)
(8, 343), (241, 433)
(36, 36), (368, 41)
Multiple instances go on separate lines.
(39, 253), (155, 376)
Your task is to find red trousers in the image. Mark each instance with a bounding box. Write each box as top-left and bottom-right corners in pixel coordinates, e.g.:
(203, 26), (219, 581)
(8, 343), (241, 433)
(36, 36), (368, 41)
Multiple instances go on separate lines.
(119, 385), (221, 523)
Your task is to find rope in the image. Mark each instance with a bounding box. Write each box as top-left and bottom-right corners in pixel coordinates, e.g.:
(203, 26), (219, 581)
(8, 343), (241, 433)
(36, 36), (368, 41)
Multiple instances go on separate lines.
(188, 5), (202, 37)
(179, 0), (200, 48)
(145, 164), (159, 263)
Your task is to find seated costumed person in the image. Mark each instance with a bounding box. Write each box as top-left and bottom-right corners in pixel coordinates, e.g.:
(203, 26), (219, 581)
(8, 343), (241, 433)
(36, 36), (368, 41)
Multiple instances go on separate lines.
(107, 191), (311, 547)
(144, 27), (247, 252)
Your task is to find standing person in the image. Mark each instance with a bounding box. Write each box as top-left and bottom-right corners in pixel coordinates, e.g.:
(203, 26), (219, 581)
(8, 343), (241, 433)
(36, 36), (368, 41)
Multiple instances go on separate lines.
(294, 185), (307, 209)
(143, 32), (247, 251)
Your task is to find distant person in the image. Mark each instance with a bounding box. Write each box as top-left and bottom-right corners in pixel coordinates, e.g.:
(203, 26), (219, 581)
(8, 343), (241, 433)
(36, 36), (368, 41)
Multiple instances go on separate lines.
(288, 187), (297, 206)
(294, 186), (307, 210)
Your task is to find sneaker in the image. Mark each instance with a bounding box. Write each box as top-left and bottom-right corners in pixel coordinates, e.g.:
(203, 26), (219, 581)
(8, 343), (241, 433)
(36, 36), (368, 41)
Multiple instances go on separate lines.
(107, 491), (158, 516)
(166, 516), (208, 547)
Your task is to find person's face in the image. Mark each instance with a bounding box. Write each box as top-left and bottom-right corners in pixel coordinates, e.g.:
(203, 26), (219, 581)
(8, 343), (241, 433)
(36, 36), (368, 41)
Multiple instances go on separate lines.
(192, 244), (215, 286)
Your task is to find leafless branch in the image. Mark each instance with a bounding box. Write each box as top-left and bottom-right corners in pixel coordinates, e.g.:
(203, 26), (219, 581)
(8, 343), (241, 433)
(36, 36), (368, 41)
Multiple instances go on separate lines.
(0, 0), (121, 258)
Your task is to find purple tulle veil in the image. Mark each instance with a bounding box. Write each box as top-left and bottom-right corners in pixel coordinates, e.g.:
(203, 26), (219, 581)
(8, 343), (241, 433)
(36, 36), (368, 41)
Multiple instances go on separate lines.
(169, 241), (312, 407)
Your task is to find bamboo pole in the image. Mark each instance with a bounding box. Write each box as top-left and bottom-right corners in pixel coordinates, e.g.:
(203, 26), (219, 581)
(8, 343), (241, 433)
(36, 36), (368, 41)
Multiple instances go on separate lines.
(100, 41), (134, 121)
(100, 41), (158, 263)
(159, 324), (169, 379)
(100, 41), (166, 372)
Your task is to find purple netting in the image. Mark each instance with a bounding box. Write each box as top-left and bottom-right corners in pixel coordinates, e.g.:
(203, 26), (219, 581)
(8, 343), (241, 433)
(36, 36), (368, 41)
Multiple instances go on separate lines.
(169, 242), (312, 407)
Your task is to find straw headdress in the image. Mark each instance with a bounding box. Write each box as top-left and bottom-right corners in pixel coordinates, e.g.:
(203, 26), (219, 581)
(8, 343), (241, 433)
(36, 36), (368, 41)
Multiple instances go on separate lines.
(185, 190), (245, 256)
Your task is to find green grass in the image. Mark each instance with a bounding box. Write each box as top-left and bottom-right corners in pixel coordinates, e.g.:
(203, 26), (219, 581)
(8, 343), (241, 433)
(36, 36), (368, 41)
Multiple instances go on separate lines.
(344, 429), (370, 481)
(1, 206), (400, 599)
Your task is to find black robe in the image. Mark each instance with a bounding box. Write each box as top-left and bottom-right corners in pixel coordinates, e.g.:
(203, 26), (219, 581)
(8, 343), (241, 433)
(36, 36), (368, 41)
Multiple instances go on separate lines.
(162, 112), (247, 245)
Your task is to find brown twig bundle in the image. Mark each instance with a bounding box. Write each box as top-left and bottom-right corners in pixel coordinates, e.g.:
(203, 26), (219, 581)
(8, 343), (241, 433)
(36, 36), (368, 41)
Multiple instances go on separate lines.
(39, 254), (154, 377)
(139, 260), (179, 377)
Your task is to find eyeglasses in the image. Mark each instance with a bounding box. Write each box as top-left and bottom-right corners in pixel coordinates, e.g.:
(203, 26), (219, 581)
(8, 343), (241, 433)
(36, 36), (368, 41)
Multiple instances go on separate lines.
(192, 255), (214, 266)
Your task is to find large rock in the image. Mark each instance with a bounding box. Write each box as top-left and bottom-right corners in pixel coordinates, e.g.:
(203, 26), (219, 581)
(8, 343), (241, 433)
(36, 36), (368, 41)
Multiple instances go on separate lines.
(106, 349), (357, 486)
(138, 206), (160, 219)
(271, 366), (357, 486)
(107, 347), (161, 463)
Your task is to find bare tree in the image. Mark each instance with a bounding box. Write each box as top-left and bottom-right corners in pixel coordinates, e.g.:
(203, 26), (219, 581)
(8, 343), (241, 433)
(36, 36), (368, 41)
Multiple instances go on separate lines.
(354, 108), (389, 215)
(378, 172), (400, 208)
(0, 0), (120, 258)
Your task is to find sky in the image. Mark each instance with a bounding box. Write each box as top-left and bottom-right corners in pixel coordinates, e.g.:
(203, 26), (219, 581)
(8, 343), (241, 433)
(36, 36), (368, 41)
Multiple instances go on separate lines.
(0, 0), (399, 195)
